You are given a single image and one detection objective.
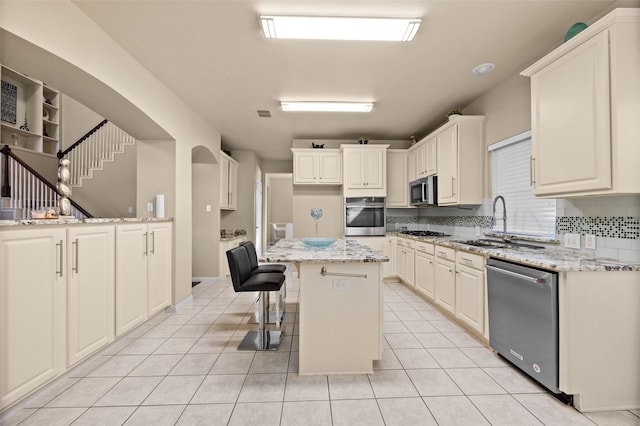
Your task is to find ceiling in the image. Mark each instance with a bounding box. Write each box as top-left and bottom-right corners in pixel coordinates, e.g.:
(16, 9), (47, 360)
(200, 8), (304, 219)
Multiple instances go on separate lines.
(72, 0), (636, 160)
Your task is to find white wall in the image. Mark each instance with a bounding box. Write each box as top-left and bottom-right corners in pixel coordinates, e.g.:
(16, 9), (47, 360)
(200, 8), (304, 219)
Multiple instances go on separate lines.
(192, 160), (220, 277)
(1, 1), (222, 305)
(267, 174), (293, 244)
(60, 94), (103, 150)
(292, 186), (343, 238)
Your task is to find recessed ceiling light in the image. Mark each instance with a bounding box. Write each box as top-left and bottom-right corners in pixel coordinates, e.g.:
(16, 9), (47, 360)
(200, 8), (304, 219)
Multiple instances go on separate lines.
(260, 16), (421, 42)
(472, 63), (495, 75)
(281, 102), (373, 112)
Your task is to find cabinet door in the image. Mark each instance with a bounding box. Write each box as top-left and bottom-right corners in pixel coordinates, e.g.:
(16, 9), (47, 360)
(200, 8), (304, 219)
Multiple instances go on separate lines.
(318, 151), (342, 184)
(386, 150), (408, 207)
(293, 151), (319, 184)
(437, 125), (458, 205)
(67, 226), (115, 366)
(415, 143), (426, 178)
(364, 149), (384, 189)
(455, 264), (485, 334)
(425, 136), (437, 176)
(115, 224), (148, 337)
(219, 155), (230, 208)
(228, 161), (238, 210)
(415, 251), (435, 300)
(395, 245), (405, 280)
(434, 258), (455, 314)
(345, 149), (366, 188)
(0, 228), (66, 408)
(383, 237), (396, 277)
(148, 222), (172, 316)
(407, 149), (417, 183)
(531, 31), (611, 195)
(405, 248), (415, 287)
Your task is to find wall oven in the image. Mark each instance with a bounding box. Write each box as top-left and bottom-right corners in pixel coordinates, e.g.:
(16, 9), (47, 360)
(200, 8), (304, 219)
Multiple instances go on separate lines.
(344, 197), (386, 236)
(409, 176), (437, 207)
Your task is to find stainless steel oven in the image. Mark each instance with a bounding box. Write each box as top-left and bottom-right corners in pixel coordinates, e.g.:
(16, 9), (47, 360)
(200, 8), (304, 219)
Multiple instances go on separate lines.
(344, 197), (386, 236)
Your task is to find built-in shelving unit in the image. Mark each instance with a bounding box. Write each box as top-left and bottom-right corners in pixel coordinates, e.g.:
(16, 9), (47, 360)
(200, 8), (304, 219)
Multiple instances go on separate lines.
(1, 65), (60, 157)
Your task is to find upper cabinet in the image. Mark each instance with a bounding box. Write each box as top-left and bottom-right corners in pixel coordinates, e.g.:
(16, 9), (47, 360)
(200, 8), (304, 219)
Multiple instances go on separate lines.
(436, 116), (484, 206)
(521, 9), (640, 197)
(410, 135), (437, 180)
(386, 149), (410, 208)
(342, 145), (389, 197)
(0, 65), (60, 156)
(220, 151), (238, 210)
(291, 148), (342, 185)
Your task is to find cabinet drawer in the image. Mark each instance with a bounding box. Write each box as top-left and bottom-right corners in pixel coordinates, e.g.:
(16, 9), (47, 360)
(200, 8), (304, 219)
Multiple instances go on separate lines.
(435, 245), (455, 260)
(456, 251), (484, 270)
(405, 240), (414, 249)
(415, 242), (434, 254)
(397, 238), (406, 247)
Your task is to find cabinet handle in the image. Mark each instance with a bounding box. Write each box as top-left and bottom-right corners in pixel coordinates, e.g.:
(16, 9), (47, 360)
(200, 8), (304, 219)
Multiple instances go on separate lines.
(56, 240), (63, 277)
(451, 177), (456, 196)
(438, 251), (448, 256)
(72, 239), (79, 273)
(530, 157), (536, 185)
(429, 260), (433, 264)
(461, 257), (473, 263)
(151, 231), (156, 255)
(144, 232), (148, 256)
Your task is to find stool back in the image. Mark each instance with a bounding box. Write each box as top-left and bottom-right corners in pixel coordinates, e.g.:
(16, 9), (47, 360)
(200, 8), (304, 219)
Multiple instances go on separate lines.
(239, 241), (259, 270)
(226, 246), (252, 292)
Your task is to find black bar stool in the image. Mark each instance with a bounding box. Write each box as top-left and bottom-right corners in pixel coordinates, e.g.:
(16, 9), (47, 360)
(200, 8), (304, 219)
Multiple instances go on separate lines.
(226, 245), (284, 351)
(240, 241), (287, 326)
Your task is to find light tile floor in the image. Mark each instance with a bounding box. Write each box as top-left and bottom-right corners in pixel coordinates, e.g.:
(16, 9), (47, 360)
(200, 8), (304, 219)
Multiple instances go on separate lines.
(2, 270), (639, 426)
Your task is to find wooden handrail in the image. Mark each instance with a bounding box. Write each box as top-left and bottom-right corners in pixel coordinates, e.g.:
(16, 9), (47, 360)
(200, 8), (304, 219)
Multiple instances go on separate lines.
(58, 119), (108, 159)
(1, 145), (93, 218)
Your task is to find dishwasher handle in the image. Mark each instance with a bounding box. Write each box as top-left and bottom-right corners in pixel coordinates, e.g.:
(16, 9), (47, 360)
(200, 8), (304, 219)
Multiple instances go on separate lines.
(486, 264), (548, 287)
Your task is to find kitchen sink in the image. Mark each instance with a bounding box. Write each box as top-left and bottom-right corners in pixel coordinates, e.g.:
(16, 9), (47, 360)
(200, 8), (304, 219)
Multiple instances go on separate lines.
(456, 239), (545, 250)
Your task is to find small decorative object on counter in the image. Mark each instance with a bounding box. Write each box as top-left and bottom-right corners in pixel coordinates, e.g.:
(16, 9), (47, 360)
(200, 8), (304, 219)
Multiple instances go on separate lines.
(311, 142), (324, 149)
(310, 207), (323, 237)
(57, 158), (72, 216)
(358, 136), (369, 144)
(446, 109), (462, 120)
(45, 208), (58, 219)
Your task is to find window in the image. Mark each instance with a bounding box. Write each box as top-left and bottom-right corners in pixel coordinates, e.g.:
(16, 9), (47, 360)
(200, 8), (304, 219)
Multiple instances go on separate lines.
(489, 131), (556, 238)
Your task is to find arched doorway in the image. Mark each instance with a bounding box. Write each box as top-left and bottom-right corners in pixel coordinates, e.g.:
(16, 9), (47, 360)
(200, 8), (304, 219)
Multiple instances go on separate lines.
(191, 146), (219, 279)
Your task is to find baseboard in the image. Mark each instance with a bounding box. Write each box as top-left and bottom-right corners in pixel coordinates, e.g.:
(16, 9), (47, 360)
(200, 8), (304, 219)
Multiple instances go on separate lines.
(165, 294), (193, 313)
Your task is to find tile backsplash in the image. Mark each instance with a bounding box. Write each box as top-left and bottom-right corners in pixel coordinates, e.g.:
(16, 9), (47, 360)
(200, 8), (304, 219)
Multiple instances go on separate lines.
(386, 195), (640, 264)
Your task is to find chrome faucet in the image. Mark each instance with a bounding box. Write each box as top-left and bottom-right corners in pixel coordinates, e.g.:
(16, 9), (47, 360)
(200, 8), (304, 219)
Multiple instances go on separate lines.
(492, 195), (509, 240)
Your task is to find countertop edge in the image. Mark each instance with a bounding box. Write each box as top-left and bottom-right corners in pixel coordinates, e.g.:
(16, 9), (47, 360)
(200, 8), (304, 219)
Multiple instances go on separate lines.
(0, 217), (174, 227)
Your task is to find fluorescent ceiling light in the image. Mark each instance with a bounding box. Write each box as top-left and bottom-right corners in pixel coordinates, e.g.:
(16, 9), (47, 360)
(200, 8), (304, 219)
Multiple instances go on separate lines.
(281, 102), (373, 112)
(260, 16), (421, 42)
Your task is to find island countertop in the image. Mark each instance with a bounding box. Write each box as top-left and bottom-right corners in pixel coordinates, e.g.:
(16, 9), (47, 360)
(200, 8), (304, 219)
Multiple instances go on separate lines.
(261, 238), (389, 263)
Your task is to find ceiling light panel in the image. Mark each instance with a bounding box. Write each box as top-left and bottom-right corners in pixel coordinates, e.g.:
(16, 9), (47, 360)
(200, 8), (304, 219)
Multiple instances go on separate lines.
(281, 102), (373, 112)
(260, 16), (421, 42)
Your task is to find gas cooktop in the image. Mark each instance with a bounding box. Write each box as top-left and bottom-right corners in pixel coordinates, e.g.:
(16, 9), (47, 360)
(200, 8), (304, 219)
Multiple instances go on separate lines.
(400, 230), (450, 237)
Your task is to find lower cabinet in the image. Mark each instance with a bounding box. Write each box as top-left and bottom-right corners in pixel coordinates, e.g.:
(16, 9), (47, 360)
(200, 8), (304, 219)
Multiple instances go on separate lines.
(434, 246), (456, 314)
(0, 227), (66, 409)
(414, 242), (435, 300)
(383, 236), (396, 277)
(67, 226), (115, 366)
(455, 251), (485, 334)
(115, 222), (172, 337)
(395, 238), (415, 286)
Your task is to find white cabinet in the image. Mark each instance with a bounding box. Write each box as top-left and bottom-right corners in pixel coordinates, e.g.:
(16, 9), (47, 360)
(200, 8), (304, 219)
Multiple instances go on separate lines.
(434, 246), (456, 314)
(386, 150), (410, 207)
(219, 235), (247, 279)
(0, 227), (66, 409)
(455, 251), (485, 334)
(414, 241), (435, 301)
(342, 145), (388, 197)
(220, 151), (238, 210)
(414, 135), (437, 178)
(383, 236), (396, 277)
(395, 237), (414, 287)
(521, 10), (640, 197)
(0, 66), (60, 156)
(407, 148), (417, 183)
(66, 226), (115, 366)
(436, 117), (484, 206)
(292, 149), (342, 185)
(115, 222), (172, 337)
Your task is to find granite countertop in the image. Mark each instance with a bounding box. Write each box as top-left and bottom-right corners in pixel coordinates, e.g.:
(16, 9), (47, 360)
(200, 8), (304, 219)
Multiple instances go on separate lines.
(220, 234), (247, 242)
(261, 238), (389, 263)
(390, 232), (640, 272)
(0, 217), (173, 227)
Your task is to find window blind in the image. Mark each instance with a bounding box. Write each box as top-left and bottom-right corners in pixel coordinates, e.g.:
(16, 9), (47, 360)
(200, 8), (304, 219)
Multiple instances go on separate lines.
(490, 132), (556, 237)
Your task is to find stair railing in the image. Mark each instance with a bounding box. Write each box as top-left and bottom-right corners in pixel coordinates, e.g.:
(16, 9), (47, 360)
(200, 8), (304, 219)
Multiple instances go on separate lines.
(0, 145), (91, 219)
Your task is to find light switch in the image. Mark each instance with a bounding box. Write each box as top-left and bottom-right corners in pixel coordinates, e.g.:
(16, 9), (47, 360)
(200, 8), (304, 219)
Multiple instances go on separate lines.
(147, 202), (153, 212)
(585, 234), (596, 250)
(127, 207), (133, 213)
(206, 204), (212, 212)
(333, 279), (350, 290)
(564, 233), (580, 249)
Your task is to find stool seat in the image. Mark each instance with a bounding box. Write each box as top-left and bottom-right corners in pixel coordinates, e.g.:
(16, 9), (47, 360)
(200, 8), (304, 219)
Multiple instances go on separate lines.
(241, 272), (285, 292)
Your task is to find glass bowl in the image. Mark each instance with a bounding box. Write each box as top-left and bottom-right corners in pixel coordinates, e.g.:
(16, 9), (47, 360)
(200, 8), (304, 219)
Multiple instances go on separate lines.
(301, 237), (336, 248)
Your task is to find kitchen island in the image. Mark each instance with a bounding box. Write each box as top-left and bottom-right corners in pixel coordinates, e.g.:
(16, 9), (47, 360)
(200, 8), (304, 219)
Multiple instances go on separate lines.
(261, 238), (388, 375)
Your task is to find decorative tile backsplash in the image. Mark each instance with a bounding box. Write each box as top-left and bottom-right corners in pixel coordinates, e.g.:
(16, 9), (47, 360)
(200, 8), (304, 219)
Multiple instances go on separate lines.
(556, 217), (639, 239)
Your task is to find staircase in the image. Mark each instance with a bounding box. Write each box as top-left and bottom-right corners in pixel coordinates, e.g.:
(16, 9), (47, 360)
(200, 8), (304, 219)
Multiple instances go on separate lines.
(61, 120), (137, 188)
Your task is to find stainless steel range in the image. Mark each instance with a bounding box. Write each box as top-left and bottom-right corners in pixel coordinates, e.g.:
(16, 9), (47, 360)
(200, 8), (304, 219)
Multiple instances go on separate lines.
(400, 230), (450, 237)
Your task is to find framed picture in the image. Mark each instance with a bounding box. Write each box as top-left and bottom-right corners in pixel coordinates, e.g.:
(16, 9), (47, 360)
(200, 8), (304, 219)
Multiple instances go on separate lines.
(1, 80), (17, 124)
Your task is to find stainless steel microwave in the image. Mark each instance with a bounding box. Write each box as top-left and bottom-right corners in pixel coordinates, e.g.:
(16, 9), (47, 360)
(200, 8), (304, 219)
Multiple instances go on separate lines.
(409, 176), (437, 207)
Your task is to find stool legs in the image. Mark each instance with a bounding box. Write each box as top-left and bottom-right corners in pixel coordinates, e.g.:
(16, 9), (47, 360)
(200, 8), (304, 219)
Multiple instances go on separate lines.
(238, 290), (282, 351)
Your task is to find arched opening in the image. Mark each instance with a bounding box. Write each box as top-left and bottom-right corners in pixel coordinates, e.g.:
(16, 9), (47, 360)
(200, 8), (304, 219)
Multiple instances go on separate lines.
(191, 145), (219, 279)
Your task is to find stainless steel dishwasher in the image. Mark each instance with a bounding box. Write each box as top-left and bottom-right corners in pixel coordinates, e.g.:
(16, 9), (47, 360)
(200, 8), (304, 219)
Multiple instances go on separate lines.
(486, 258), (561, 395)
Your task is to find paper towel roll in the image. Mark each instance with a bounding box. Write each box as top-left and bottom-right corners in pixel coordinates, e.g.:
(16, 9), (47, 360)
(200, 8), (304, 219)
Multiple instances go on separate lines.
(155, 194), (165, 218)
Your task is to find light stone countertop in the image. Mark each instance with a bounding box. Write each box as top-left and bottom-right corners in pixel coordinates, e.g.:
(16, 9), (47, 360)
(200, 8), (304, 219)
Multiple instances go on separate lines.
(0, 217), (173, 227)
(390, 232), (640, 272)
(261, 238), (389, 263)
